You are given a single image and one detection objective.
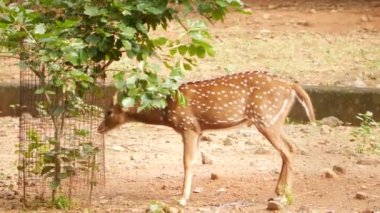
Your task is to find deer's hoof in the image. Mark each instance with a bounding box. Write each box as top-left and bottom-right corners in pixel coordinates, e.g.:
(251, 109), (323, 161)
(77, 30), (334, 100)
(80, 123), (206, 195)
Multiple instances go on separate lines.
(178, 198), (187, 207)
(267, 196), (287, 210)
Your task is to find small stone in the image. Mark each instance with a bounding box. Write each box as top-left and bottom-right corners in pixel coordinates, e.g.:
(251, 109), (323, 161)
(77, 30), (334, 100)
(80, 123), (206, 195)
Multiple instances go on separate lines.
(357, 157), (380, 165)
(321, 116), (343, 127)
(296, 21), (311, 27)
(298, 205), (313, 212)
(267, 4), (278, 9)
(367, 72), (377, 80)
(254, 147), (271, 155)
(6, 194), (15, 200)
(100, 199), (109, 205)
(309, 9), (316, 14)
(360, 15), (370, 22)
(321, 168), (338, 178)
(193, 187), (203, 193)
(260, 29), (271, 34)
(321, 125), (332, 134)
(201, 152), (214, 165)
(352, 79), (367, 88)
(267, 200), (283, 210)
(161, 185), (166, 190)
(200, 135), (213, 142)
(110, 145), (126, 152)
(262, 14), (270, 19)
(10, 190), (19, 196)
(238, 130), (255, 137)
(355, 192), (368, 200)
(210, 173), (218, 180)
(245, 140), (255, 146)
(297, 147), (308, 155)
(223, 137), (234, 146)
(130, 155), (135, 160)
(359, 209), (374, 213)
(216, 187), (226, 193)
(168, 207), (180, 213)
(332, 165), (346, 175)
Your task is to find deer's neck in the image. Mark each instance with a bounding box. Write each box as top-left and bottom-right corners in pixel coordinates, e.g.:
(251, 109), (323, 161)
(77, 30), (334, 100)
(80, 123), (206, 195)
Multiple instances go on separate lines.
(126, 107), (168, 126)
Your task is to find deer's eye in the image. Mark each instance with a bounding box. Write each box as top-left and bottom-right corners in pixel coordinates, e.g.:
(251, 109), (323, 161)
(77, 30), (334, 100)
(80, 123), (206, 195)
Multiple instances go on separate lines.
(106, 110), (112, 116)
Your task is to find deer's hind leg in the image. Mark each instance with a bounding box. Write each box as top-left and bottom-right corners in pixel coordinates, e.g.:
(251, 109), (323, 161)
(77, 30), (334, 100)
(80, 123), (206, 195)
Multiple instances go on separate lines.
(256, 124), (293, 196)
(281, 131), (297, 153)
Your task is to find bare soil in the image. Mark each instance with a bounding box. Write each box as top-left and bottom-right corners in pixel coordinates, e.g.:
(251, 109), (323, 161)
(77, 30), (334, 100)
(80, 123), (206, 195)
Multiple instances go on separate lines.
(1, 117), (380, 212)
(1, 0), (380, 212)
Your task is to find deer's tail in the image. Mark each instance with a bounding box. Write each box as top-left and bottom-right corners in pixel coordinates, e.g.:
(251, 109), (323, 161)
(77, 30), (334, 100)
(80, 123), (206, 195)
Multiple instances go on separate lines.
(292, 83), (316, 123)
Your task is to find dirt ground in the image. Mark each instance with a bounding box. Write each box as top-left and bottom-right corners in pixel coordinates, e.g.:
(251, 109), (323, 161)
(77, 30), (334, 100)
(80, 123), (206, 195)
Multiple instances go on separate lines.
(1, 0), (380, 212)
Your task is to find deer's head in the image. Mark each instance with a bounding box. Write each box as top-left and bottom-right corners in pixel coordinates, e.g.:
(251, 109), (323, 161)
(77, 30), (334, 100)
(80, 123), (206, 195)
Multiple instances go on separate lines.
(98, 95), (134, 134)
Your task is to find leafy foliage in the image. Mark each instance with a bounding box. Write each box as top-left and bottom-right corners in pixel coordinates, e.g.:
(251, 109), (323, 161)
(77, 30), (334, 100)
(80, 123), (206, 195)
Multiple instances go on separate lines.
(351, 111), (380, 154)
(0, 0), (246, 109)
(148, 200), (181, 213)
(0, 0), (247, 206)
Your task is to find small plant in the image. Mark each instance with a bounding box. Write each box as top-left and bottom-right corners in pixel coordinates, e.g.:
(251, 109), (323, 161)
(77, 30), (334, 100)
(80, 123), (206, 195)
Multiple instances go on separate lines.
(148, 201), (182, 213)
(53, 195), (70, 209)
(351, 111), (380, 154)
(18, 128), (100, 208)
(283, 185), (294, 205)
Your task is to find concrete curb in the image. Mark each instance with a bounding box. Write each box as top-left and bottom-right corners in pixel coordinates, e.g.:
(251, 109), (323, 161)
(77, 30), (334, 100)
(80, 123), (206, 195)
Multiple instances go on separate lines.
(1, 84), (379, 125)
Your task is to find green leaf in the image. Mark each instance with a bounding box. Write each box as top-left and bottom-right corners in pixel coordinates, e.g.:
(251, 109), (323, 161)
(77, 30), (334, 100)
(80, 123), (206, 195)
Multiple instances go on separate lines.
(153, 37), (168, 46)
(79, 50), (88, 63)
(118, 23), (136, 39)
(122, 40), (132, 50)
(136, 22), (147, 34)
(183, 63), (192, 70)
(43, 154), (55, 164)
(121, 97), (135, 108)
(84, 5), (102, 17)
(113, 71), (125, 81)
(64, 50), (80, 65)
(50, 63), (60, 71)
(35, 87), (45, 94)
(196, 46), (206, 58)
(58, 172), (69, 179)
(27, 142), (43, 152)
(34, 24), (46, 34)
(41, 166), (54, 175)
(126, 75), (137, 85)
(50, 180), (59, 190)
(177, 91), (187, 106)
(188, 44), (197, 56)
(53, 106), (64, 116)
(85, 34), (101, 45)
(178, 45), (188, 55)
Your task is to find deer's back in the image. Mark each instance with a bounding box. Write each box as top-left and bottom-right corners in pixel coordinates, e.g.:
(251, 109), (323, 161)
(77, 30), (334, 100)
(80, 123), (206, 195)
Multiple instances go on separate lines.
(166, 71), (295, 132)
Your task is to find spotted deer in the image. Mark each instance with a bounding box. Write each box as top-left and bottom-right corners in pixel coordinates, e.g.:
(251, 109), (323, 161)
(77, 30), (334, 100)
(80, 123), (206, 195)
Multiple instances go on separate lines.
(98, 71), (315, 207)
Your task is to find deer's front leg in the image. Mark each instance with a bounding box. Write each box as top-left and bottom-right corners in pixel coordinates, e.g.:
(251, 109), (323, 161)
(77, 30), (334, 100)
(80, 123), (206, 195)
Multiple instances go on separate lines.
(178, 130), (199, 206)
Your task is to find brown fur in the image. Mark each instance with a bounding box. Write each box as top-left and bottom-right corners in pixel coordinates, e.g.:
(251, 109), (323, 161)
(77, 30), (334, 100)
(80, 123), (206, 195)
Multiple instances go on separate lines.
(98, 71), (315, 206)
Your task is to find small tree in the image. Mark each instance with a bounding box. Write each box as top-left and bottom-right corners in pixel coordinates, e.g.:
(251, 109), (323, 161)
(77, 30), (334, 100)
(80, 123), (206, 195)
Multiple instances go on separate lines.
(0, 0), (248, 206)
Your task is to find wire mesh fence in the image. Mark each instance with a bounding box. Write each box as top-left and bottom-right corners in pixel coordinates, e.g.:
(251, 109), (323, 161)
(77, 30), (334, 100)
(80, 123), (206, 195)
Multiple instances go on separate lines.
(18, 63), (106, 205)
